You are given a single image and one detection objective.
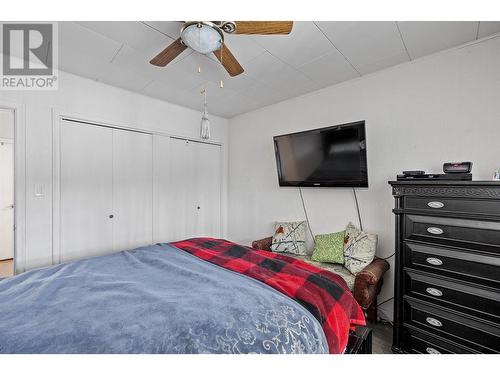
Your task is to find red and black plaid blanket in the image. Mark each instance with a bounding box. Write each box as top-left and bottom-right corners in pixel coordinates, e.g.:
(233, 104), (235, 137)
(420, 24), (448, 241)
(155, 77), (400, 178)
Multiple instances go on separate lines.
(171, 238), (365, 354)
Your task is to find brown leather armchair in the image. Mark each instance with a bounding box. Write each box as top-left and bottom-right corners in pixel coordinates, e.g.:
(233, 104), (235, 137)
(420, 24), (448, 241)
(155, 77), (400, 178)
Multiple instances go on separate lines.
(251, 236), (390, 323)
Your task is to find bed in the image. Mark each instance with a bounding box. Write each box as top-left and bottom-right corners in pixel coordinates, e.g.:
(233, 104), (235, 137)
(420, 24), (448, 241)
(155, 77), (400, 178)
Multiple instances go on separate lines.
(0, 238), (367, 354)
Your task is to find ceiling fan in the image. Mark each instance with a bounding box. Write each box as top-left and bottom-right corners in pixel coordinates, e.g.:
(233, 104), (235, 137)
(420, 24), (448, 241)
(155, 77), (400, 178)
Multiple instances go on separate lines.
(149, 21), (293, 77)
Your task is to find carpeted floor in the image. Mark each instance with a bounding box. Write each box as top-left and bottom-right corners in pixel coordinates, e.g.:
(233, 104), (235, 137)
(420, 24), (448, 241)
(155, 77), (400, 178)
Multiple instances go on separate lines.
(369, 321), (393, 354)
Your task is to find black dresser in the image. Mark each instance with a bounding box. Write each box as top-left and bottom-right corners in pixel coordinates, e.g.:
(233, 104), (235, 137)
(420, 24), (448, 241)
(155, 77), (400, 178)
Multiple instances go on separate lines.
(389, 181), (500, 354)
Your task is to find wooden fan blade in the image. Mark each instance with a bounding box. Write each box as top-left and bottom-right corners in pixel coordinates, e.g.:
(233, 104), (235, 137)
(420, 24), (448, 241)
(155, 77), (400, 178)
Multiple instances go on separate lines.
(150, 38), (187, 67)
(213, 44), (244, 77)
(234, 21), (293, 35)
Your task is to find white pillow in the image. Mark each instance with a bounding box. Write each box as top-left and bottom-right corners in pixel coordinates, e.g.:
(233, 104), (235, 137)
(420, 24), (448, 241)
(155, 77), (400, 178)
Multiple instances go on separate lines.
(343, 222), (377, 275)
(270, 221), (307, 255)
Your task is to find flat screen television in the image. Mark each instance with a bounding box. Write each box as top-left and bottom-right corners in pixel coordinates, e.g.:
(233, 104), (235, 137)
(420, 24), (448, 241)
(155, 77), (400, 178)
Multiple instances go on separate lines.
(273, 121), (368, 187)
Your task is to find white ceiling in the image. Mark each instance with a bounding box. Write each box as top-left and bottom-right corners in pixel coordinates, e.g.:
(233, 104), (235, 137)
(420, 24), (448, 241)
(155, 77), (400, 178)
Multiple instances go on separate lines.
(58, 21), (500, 118)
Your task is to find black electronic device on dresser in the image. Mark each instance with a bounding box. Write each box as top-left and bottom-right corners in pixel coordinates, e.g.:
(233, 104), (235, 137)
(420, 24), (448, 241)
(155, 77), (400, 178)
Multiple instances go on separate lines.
(389, 180), (500, 354)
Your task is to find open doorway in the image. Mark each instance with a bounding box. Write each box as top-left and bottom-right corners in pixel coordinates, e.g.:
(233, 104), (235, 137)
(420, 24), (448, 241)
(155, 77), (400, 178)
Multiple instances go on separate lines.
(0, 108), (14, 278)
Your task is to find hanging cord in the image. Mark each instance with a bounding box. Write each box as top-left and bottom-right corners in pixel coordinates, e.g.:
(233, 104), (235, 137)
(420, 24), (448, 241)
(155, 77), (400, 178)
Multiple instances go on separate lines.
(352, 188), (363, 231)
(377, 296), (394, 307)
(350, 188), (393, 260)
(380, 252), (395, 260)
(376, 297), (395, 325)
(299, 187), (315, 244)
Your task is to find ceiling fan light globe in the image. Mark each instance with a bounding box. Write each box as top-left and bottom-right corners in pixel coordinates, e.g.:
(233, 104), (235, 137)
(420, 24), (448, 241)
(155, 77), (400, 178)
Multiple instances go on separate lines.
(181, 23), (223, 54)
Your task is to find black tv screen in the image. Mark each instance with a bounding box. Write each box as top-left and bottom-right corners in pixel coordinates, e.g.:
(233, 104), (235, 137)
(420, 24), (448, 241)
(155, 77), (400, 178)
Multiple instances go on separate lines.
(273, 121), (368, 187)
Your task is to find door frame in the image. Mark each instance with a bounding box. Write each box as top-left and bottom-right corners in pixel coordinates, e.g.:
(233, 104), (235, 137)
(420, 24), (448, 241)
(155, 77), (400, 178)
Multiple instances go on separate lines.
(0, 137), (14, 261)
(52, 109), (225, 263)
(0, 101), (26, 274)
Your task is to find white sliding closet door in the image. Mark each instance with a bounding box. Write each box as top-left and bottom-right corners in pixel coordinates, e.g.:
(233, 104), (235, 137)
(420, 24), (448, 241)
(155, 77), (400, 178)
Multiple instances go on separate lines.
(112, 129), (153, 251)
(168, 138), (198, 239)
(195, 141), (221, 238)
(167, 137), (222, 240)
(60, 121), (113, 262)
(152, 134), (171, 243)
(59, 120), (154, 262)
(59, 123), (221, 262)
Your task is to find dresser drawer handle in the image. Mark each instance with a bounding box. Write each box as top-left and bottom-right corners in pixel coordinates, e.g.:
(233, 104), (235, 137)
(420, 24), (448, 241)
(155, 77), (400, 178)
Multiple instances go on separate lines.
(426, 287), (443, 297)
(426, 257), (443, 266)
(426, 317), (443, 327)
(427, 201), (444, 209)
(427, 227), (444, 235)
(426, 347), (441, 354)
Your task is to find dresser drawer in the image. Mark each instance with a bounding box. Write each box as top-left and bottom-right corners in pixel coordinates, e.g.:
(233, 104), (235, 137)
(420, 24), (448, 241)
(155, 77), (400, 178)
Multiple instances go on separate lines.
(405, 196), (500, 217)
(404, 241), (500, 287)
(404, 298), (500, 352)
(404, 270), (500, 323)
(404, 215), (500, 254)
(403, 326), (478, 354)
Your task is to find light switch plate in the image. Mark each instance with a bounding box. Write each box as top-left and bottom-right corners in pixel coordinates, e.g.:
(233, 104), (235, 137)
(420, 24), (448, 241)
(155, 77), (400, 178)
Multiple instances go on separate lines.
(34, 184), (44, 197)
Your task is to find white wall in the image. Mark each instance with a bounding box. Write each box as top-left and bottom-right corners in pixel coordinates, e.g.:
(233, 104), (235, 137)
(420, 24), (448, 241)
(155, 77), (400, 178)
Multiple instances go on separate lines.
(0, 70), (229, 272)
(227, 35), (500, 320)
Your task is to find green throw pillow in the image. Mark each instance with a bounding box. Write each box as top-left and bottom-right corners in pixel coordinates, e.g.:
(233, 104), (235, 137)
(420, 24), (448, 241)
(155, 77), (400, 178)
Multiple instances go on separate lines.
(311, 231), (345, 264)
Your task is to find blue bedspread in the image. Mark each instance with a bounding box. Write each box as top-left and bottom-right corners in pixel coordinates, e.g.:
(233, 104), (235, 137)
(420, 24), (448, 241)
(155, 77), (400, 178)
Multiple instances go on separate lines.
(0, 243), (328, 354)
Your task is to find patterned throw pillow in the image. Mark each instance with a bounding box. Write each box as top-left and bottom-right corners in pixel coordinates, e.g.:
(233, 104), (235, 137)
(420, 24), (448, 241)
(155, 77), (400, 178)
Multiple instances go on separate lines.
(343, 222), (377, 275)
(270, 221), (307, 255)
(311, 231), (345, 264)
